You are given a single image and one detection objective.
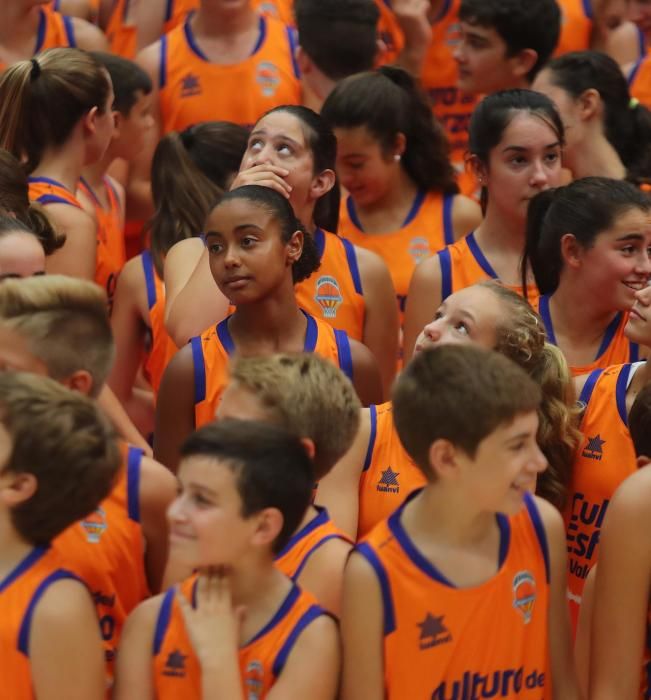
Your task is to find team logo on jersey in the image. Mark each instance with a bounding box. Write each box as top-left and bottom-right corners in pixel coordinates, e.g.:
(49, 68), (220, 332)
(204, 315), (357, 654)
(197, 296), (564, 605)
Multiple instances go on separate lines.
(408, 237), (431, 265)
(417, 613), (452, 649)
(445, 22), (462, 49)
(513, 571), (536, 624)
(582, 435), (605, 461)
(257, 1), (279, 17)
(377, 466), (400, 494)
(314, 275), (343, 319)
(163, 649), (187, 678)
(81, 507), (107, 544)
(244, 660), (264, 700)
(180, 73), (202, 98)
(256, 62), (280, 98)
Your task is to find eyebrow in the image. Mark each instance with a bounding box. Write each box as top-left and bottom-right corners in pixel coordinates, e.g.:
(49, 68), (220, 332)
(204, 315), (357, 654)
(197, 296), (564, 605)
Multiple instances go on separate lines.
(205, 224), (264, 239)
(502, 143), (560, 154)
(504, 432), (533, 444)
(457, 310), (476, 323)
(187, 482), (218, 497)
(616, 233), (646, 241)
(249, 130), (302, 149)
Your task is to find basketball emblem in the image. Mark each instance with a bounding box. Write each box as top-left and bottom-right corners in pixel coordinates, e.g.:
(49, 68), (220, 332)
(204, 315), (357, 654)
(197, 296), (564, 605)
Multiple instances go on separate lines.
(513, 571), (536, 624)
(314, 276), (343, 319)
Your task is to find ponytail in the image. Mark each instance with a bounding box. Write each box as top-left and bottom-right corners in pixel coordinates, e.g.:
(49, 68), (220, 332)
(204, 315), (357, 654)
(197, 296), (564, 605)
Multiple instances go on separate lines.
(522, 188), (561, 298)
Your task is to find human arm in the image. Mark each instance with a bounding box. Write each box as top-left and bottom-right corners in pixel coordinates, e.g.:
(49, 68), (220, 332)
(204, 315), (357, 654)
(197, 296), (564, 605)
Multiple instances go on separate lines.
(451, 194), (482, 240)
(70, 16), (110, 50)
(97, 383), (152, 456)
(339, 551), (385, 700)
(43, 205), (97, 280)
(153, 343), (196, 473)
(135, 0), (168, 51)
(536, 496), (581, 700)
(574, 565), (596, 699)
(140, 454), (178, 593)
(295, 538), (352, 617)
(392, 0), (432, 77)
(113, 595), (161, 700)
(402, 253), (443, 364)
(30, 578), (106, 700)
(355, 247), (399, 400)
(350, 338), (384, 407)
(589, 468), (651, 700)
(604, 21), (643, 68)
(57, 0), (96, 21)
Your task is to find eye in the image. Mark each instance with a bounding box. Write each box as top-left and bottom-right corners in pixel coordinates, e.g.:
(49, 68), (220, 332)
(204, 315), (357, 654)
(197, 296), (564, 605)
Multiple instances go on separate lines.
(192, 492), (213, 507)
(454, 321), (469, 335)
(544, 152), (560, 163)
(276, 143), (292, 156)
(208, 242), (223, 254)
(621, 245), (635, 255)
(510, 442), (526, 452)
(241, 236), (257, 247)
(248, 138), (263, 152)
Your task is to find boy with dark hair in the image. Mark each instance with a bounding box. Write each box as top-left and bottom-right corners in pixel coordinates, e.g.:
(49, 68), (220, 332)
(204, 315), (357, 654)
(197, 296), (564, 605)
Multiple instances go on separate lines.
(115, 419), (340, 700)
(77, 51), (154, 314)
(341, 345), (579, 699)
(0, 371), (120, 700)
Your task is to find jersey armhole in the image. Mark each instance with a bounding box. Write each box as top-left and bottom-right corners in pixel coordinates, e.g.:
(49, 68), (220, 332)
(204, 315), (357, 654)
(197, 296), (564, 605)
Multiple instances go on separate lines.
(127, 446), (144, 523)
(17, 570), (80, 656)
(630, 341), (640, 363)
(271, 605), (329, 678)
(340, 237), (363, 296)
(355, 542), (395, 635)
(361, 404), (378, 473)
(334, 329), (354, 381)
(523, 494), (551, 584)
(152, 588), (175, 656)
(291, 534), (351, 582)
(62, 15), (77, 47)
(581, 0), (594, 20)
(159, 35), (168, 90)
(437, 248), (452, 301)
(164, 0), (174, 22)
(190, 337), (206, 405)
(578, 368), (604, 410)
(35, 194), (82, 209)
(141, 250), (157, 310)
(286, 26), (300, 79)
(442, 194), (455, 246)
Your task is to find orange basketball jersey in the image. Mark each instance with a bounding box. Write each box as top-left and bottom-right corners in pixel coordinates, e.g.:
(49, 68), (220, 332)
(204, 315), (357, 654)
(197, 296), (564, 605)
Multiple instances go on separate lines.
(538, 296), (640, 376)
(152, 577), (327, 699)
(52, 442), (150, 682)
(141, 250), (177, 396)
(105, 0), (136, 58)
(0, 547), (78, 700)
(79, 177), (125, 313)
(296, 229), (366, 342)
(628, 54), (651, 112)
(339, 191), (456, 318)
(275, 507), (352, 581)
(158, 13), (301, 133)
(192, 311), (354, 427)
(421, 0), (479, 174)
(554, 0), (593, 56)
(357, 402), (427, 540)
(28, 176), (83, 210)
(437, 232), (540, 307)
(359, 491), (550, 699)
(163, 0), (200, 34)
(565, 363), (637, 631)
(375, 0), (405, 65)
(254, 0), (295, 25)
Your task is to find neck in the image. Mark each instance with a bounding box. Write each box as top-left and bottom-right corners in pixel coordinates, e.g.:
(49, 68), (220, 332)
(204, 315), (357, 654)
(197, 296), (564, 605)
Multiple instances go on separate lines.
(0, 516), (35, 583)
(31, 142), (86, 193)
(356, 167), (418, 218)
(301, 69), (337, 114)
(548, 281), (619, 343)
(0, 5), (38, 44)
(194, 4), (257, 36)
(292, 504), (320, 539)
(474, 205), (525, 253)
(81, 151), (114, 190)
(569, 132), (627, 181)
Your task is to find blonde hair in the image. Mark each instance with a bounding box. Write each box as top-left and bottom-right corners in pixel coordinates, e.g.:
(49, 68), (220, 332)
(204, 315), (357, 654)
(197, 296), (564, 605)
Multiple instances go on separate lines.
(479, 280), (581, 509)
(229, 353), (361, 479)
(0, 276), (113, 397)
(0, 48), (110, 173)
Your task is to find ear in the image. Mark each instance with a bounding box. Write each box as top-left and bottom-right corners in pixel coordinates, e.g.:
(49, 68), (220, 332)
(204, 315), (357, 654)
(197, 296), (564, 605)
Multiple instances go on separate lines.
(299, 437), (316, 461)
(60, 369), (95, 397)
(308, 168), (336, 202)
(295, 45), (312, 76)
(637, 455), (651, 469)
(427, 438), (461, 480)
(112, 109), (124, 139)
(0, 471), (37, 508)
(82, 105), (100, 137)
(393, 132), (407, 159)
(250, 507), (284, 549)
(508, 48), (538, 83)
(285, 229), (304, 266)
(576, 88), (601, 122)
(467, 154), (487, 185)
(375, 38), (387, 65)
(559, 233), (583, 270)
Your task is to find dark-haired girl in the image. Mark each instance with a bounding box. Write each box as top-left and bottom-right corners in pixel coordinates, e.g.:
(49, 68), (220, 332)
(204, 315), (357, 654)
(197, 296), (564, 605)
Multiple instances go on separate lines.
(164, 105), (399, 397)
(523, 176), (651, 376)
(154, 185), (382, 472)
(403, 88), (565, 361)
(532, 50), (651, 186)
(321, 66), (481, 350)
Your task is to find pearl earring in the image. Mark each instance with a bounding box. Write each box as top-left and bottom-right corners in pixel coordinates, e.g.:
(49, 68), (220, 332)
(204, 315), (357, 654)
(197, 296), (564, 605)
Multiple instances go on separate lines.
(394, 154), (401, 162)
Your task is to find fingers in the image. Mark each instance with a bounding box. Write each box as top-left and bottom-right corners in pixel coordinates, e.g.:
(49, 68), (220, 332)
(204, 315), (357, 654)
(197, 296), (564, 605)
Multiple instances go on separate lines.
(230, 165), (292, 198)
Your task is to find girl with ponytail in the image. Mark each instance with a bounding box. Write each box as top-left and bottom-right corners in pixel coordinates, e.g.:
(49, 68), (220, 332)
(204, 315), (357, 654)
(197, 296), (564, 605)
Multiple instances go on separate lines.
(522, 176), (651, 376)
(532, 50), (651, 187)
(320, 66), (481, 346)
(108, 121), (247, 432)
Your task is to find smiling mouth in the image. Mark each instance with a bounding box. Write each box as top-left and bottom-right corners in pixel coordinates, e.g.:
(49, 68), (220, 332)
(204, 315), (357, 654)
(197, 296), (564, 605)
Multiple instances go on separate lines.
(623, 281), (646, 292)
(630, 307), (647, 322)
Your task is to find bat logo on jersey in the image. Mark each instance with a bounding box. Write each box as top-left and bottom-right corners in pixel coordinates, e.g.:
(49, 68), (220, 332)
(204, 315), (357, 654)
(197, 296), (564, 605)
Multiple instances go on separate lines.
(256, 62), (280, 97)
(81, 507), (107, 544)
(314, 276), (343, 319)
(512, 571), (536, 624)
(244, 660), (264, 700)
(418, 613), (452, 649)
(408, 237), (431, 265)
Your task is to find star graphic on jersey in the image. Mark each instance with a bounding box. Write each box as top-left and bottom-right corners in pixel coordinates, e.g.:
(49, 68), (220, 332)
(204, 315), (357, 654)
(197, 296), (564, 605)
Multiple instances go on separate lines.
(379, 466), (400, 487)
(582, 434), (606, 460)
(165, 649), (187, 670)
(418, 613), (448, 641)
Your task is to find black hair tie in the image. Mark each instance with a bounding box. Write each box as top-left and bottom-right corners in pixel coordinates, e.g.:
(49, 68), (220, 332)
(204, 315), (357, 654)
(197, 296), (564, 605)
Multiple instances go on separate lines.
(180, 126), (195, 150)
(30, 58), (41, 81)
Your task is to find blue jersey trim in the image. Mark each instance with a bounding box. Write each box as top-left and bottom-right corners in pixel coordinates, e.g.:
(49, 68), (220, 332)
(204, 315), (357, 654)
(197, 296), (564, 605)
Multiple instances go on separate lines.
(291, 534), (347, 582)
(616, 363), (633, 427)
(34, 194), (80, 208)
(362, 404), (378, 473)
(29, 175), (70, 189)
(438, 248), (452, 301)
(185, 15), (265, 61)
(340, 236), (363, 295)
(216, 316), (235, 355)
(249, 584), (301, 647)
(334, 329), (353, 381)
(164, 0), (174, 22)
(34, 8), (47, 54)
(433, 0), (453, 22)
(190, 336), (206, 404)
(538, 295), (556, 345)
(466, 231), (497, 278)
(141, 250), (157, 310)
(630, 342), (640, 363)
(0, 546), (49, 594)
(251, 16), (267, 55)
(356, 542), (395, 635)
(496, 513), (510, 568)
(63, 14), (76, 47)
(638, 26), (647, 62)
(159, 35), (168, 90)
(18, 569), (78, 655)
(628, 57), (644, 87)
(578, 368), (603, 409)
(442, 194), (455, 245)
(286, 26), (300, 79)
(346, 196), (363, 231)
(52, 0), (60, 9)
(402, 190), (426, 227)
(303, 311), (318, 351)
(523, 493), (550, 584)
(314, 228), (326, 261)
(152, 588), (175, 655)
(272, 604), (325, 677)
(595, 313), (623, 360)
(276, 507), (329, 560)
(581, 0), (594, 20)
(127, 446), (143, 523)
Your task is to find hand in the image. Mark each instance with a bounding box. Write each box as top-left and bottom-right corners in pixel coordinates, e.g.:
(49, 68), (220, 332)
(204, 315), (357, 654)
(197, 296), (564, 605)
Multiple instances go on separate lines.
(391, 0), (432, 47)
(176, 568), (246, 670)
(230, 164), (292, 199)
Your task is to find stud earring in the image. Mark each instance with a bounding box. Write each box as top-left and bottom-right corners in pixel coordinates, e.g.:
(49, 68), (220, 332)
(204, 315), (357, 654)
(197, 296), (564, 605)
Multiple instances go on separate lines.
(394, 154), (401, 162)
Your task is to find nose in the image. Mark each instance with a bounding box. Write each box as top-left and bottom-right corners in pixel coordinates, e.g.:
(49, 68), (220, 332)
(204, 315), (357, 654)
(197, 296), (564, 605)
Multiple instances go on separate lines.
(223, 244), (241, 269)
(453, 41), (466, 63)
(423, 317), (444, 343)
(531, 445), (548, 475)
(166, 496), (185, 525)
(529, 159), (550, 188)
(249, 143), (275, 168)
(635, 249), (651, 278)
